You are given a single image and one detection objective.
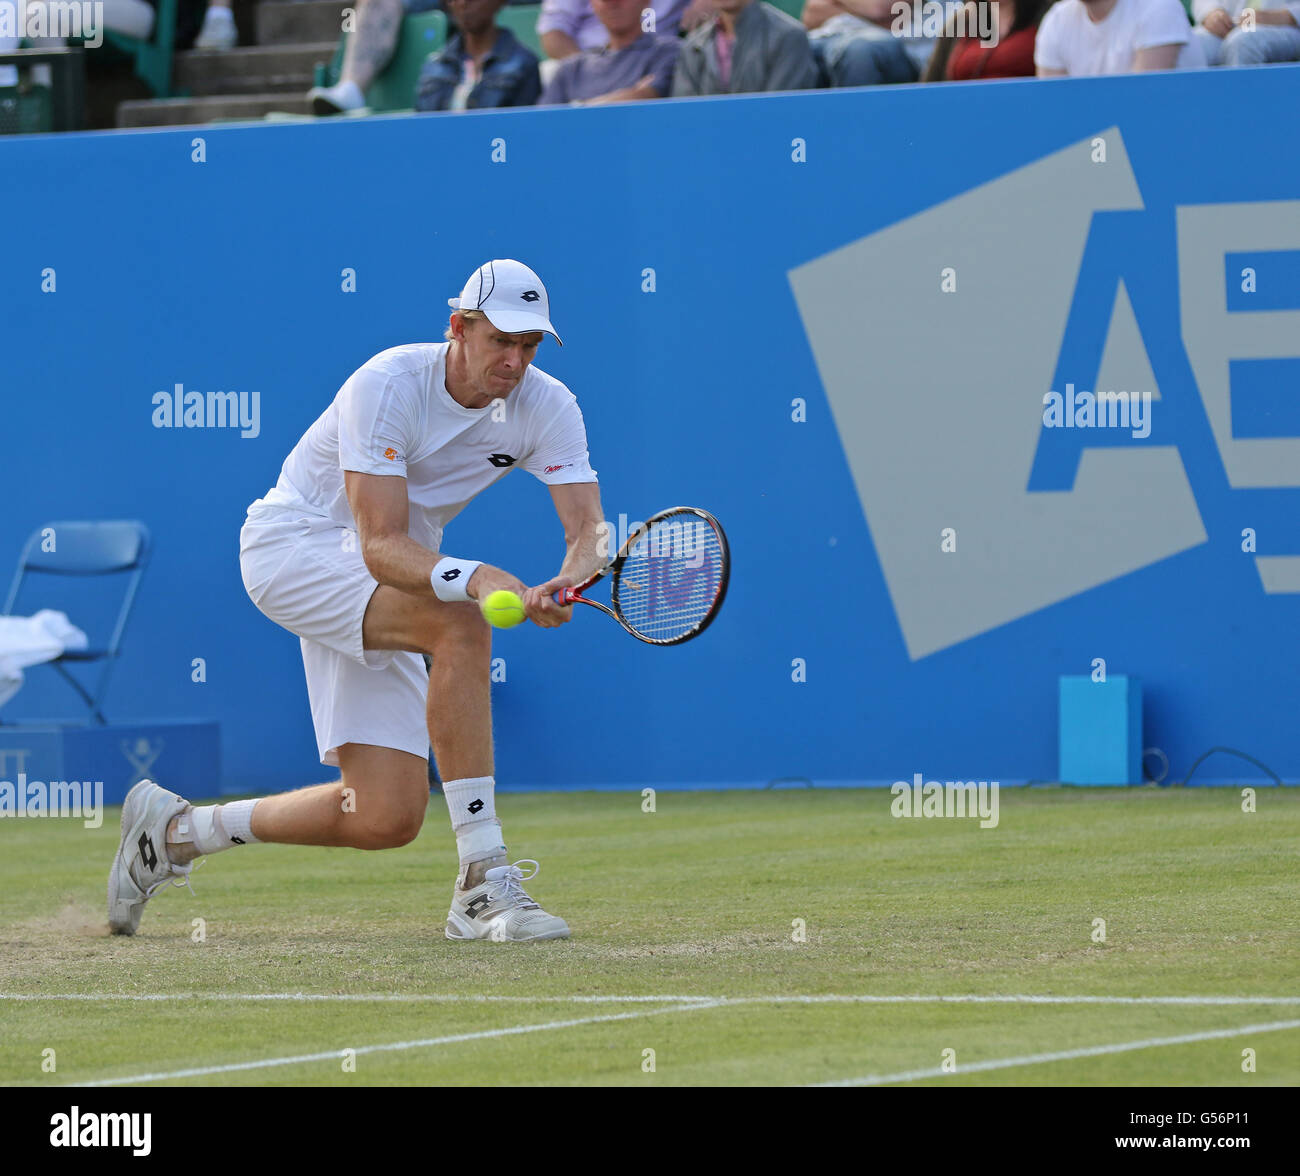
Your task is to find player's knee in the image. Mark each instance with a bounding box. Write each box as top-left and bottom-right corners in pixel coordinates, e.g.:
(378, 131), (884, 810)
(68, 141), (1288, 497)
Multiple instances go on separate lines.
(422, 603), (491, 659)
(387, 810), (425, 848)
(363, 806), (425, 849)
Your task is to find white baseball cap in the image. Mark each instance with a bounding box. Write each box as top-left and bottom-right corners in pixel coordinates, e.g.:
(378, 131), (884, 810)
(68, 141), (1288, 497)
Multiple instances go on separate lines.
(447, 259), (562, 346)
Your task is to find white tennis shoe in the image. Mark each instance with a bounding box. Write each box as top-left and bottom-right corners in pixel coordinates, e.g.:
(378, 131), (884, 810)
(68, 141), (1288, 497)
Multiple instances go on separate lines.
(446, 858), (570, 942)
(108, 779), (197, 936)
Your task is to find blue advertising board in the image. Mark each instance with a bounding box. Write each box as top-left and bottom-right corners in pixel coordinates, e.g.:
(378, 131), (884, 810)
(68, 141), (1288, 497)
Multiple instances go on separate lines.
(1, 64), (1297, 793)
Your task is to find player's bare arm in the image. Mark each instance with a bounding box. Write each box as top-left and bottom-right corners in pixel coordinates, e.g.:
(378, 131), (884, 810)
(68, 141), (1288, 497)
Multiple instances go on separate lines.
(113, 261), (608, 948)
(344, 469), (526, 601)
(521, 481), (606, 626)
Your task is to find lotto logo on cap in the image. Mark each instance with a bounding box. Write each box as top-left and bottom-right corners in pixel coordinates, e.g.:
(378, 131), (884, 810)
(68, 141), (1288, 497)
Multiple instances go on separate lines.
(448, 259), (563, 345)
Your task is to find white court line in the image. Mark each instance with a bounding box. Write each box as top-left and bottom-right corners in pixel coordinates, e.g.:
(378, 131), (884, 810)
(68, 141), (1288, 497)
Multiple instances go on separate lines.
(0, 992), (716, 1004)
(816, 1018), (1300, 1087)
(4, 992), (1299, 1005)
(79, 1000), (725, 1087)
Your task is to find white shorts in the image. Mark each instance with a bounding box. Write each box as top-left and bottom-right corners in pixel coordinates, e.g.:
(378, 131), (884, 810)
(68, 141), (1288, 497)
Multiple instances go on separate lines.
(238, 503), (428, 767)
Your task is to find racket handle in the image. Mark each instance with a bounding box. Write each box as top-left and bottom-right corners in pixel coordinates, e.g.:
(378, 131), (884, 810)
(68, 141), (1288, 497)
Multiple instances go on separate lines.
(553, 587), (575, 605)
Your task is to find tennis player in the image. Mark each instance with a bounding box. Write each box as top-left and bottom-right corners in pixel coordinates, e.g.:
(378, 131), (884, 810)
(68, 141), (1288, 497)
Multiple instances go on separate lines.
(109, 260), (605, 942)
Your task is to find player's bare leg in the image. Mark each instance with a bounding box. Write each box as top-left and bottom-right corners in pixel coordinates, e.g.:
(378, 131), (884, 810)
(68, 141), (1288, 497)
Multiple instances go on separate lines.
(246, 745), (430, 848)
(111, 587), (565, 937)
(163, 589), (486, 855)
(359, 584), (570, 940)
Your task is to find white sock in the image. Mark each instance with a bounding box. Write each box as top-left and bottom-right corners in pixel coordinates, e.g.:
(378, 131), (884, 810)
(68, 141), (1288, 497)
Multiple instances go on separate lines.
(177, 799), (261, 855)
(204, 6), (233, 22)
(442, 776), (505, 864)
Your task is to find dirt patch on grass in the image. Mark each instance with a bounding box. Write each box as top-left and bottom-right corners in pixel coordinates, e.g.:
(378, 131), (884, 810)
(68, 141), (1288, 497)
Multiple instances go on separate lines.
(17, 901), (111, 939)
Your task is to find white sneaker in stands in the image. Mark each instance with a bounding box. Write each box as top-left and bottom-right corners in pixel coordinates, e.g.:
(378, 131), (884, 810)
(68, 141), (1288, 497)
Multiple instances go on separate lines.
(193, 6), (237, 51)
(308, 79), (366, 117)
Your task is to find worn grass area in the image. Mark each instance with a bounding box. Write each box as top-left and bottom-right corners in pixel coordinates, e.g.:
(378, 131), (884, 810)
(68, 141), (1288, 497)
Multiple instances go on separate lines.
(0, 788), (1296, 1086)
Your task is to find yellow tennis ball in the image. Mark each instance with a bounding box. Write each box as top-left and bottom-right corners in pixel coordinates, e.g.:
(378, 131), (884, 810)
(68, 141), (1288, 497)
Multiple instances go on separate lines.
(481, 589), (525, 629)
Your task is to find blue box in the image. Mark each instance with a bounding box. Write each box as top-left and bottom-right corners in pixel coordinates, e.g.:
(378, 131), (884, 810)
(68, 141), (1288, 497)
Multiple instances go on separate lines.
(1058, 676), (1142, 785)
(0, 720), (220, 806)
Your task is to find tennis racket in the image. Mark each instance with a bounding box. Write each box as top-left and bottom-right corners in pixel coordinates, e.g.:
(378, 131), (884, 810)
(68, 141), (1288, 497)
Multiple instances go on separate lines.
(553, 506), (729, 645)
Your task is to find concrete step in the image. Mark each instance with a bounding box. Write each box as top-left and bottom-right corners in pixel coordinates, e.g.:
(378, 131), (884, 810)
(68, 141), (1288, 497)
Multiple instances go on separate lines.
(174, 42), (340, 96)
(117, 92), (315, 129)
(256, 0), (349, 47)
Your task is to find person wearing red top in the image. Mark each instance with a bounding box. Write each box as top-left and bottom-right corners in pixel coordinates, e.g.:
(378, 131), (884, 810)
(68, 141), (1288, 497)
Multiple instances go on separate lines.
(923, 0), (1052, 82)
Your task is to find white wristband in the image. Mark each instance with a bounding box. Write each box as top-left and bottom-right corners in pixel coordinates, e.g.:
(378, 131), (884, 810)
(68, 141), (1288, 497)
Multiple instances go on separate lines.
(431, 557), (482, 602)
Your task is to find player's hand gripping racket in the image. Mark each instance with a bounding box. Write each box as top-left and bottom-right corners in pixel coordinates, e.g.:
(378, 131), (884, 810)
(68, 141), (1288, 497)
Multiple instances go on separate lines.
(553, 506), (729, 645)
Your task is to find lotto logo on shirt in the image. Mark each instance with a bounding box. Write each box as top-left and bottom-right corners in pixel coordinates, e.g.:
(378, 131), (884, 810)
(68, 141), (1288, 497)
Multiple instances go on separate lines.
(383, 447), (399, 461)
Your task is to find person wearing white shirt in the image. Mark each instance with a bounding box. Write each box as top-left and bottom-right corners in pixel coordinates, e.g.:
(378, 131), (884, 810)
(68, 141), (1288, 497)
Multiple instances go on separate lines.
(1035, 0), (1205, 74)
(108, 260), (604, 945)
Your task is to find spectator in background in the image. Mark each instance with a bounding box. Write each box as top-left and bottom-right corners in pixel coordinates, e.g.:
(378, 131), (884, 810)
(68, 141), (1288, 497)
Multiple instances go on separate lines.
(673, 0), (819, 93)
(1035, 0), (1205, 74)
(1194, 0), (1300, 66)
(308, 0), (445, 114)
(680, 0), (720, 30)
(0, 34), (15, 90)
(538, 0), (692, 59)
(803, 0), (936, 86)
(13, 0), (161, 85)
(922, 0), (1050, 80)
(1, 18), (18, 87)
(415, 0), (541, 108)
(18, 0), (158, 45)
(1193, 0), (1243, 63)
(538, 0), (679, 103)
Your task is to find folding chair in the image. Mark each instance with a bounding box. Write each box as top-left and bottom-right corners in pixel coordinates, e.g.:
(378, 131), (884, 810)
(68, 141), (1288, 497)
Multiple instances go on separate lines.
(1, 520), (151, 725)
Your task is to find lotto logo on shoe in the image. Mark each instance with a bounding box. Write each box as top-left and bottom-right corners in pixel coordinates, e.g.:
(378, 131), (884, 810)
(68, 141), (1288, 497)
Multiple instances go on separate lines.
(137, 833), (157, 870)
(467, 798), (485, 814)
(464, 894), (493, 919)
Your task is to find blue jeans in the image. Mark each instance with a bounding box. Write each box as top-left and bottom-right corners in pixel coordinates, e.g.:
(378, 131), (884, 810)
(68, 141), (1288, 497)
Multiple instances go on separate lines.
(813, 29), (927, 87)
(1222, 23), (1300, 65)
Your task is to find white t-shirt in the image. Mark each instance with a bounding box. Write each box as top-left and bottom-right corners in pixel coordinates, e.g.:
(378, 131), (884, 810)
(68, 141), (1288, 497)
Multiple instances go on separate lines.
(1035, 0), (1203, 74)
(254, 342), (597, 552)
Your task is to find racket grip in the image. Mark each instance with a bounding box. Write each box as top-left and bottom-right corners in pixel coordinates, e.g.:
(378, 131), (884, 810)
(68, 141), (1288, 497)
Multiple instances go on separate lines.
(553, 587), (575, 605)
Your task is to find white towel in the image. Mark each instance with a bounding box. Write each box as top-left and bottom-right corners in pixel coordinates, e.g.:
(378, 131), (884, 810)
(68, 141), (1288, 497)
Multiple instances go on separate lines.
(0, 610), (90, 708)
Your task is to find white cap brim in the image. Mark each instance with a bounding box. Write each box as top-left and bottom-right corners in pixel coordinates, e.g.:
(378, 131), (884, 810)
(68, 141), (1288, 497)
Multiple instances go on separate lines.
(481, 307), (563, 346)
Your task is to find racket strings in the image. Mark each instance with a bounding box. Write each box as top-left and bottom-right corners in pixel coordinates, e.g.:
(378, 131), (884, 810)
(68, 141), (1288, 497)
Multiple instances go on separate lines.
(613, 517), (726, 642)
